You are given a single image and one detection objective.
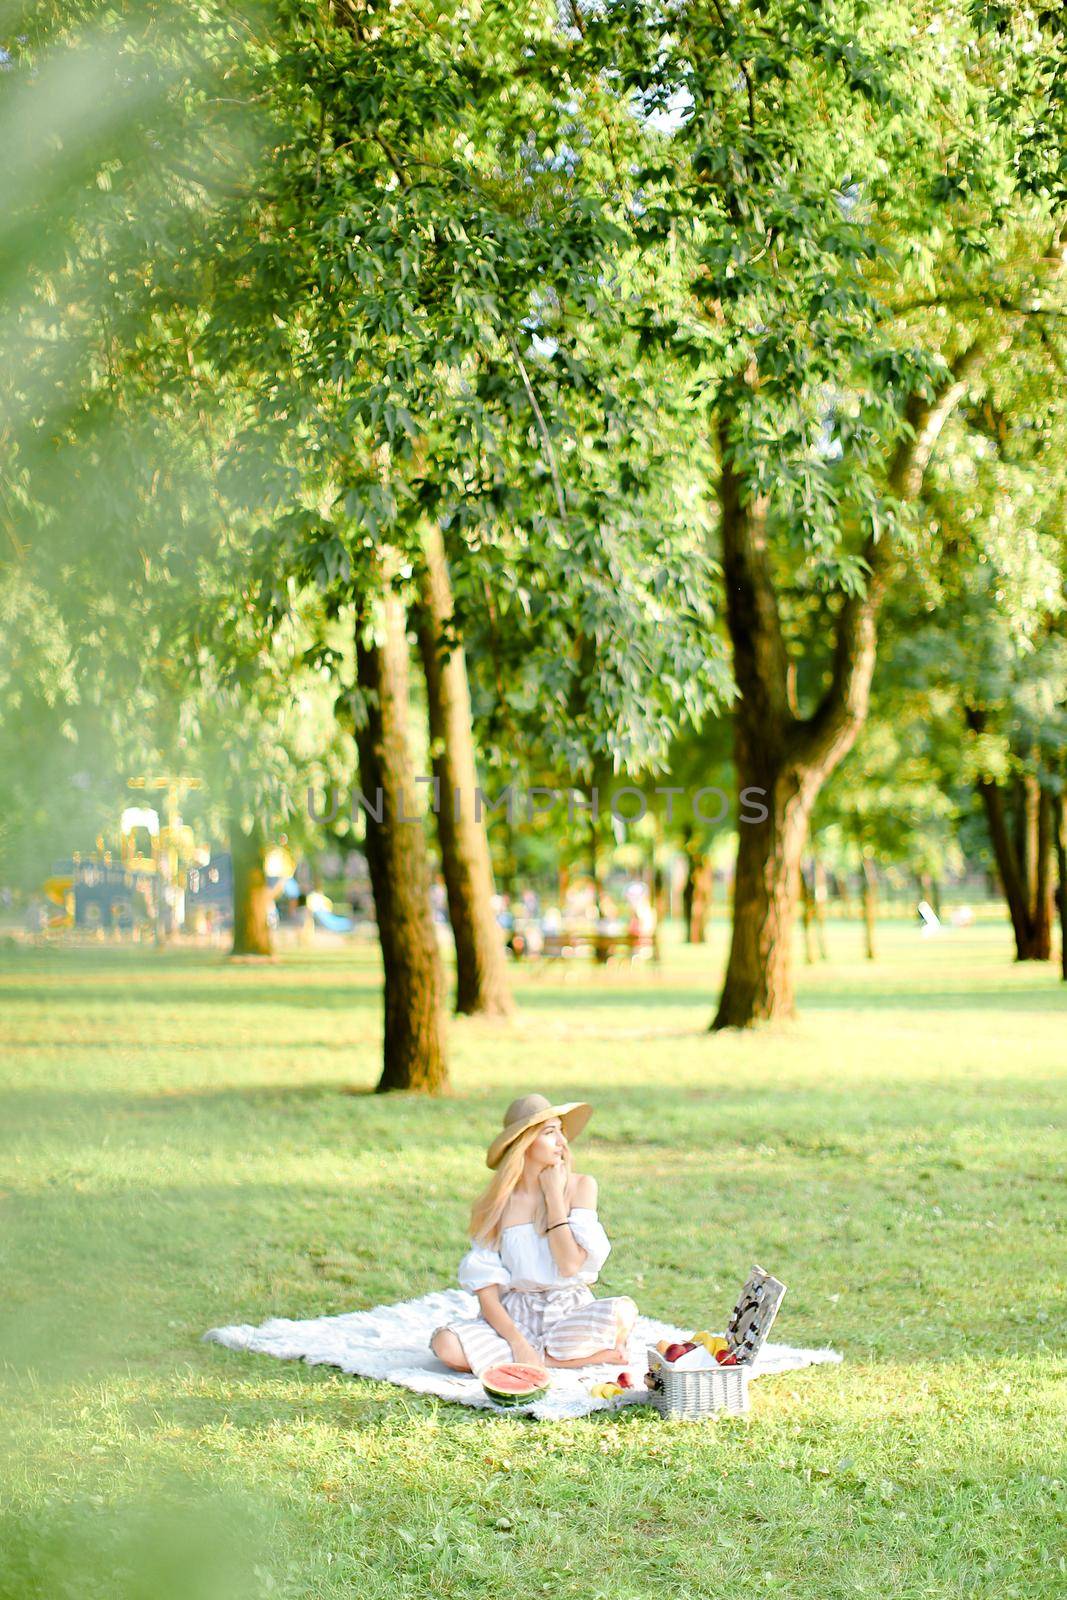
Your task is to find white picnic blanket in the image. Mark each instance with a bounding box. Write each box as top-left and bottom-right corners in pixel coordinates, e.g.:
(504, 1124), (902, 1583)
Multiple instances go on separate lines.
(204, 1287), (842, 1420)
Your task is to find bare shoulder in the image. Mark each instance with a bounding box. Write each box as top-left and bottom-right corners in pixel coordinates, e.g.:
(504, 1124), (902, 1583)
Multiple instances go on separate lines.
(569, 1173), (598, 1208)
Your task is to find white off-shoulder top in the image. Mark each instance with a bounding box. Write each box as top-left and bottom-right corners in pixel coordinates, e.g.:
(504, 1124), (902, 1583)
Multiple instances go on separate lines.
(458, 1208), (612, 1293)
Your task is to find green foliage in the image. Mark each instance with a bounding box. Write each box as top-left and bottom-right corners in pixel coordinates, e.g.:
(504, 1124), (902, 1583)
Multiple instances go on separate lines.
(2, 0), (1065, 891)
(903, 346), (1067, 799)
(814, 698), (962, 878)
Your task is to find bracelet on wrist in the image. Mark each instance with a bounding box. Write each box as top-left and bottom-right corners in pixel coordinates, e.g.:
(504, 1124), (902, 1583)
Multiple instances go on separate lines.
(545, 1218), (571, 1232)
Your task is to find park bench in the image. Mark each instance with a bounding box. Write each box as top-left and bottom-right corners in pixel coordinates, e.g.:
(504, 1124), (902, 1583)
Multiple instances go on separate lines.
(539, 930), (595, 962)
(592, 929), (659, 966)
(531, 927), (659, 970)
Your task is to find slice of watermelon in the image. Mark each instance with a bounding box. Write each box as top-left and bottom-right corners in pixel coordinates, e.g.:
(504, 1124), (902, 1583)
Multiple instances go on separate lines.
(480, 1361), (551, 1406)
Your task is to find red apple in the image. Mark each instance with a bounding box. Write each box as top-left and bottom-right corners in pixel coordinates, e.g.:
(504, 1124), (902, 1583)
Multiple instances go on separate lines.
(679, 1341), (698, 1354)
(715, 1350), (739, 1366)
(664, 1343), (689, 1362)
(617, 1371), (633, 1389)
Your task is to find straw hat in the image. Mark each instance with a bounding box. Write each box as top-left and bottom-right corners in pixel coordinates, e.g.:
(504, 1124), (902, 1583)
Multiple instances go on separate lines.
(485, 1092), (593, 1170)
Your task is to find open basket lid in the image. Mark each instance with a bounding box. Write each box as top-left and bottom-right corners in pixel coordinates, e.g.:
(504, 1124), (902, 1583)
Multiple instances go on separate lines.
(725, 1265), (787, 1364)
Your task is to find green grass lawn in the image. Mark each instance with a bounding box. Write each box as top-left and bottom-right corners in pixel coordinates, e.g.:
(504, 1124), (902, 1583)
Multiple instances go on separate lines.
(1, 919), (1064, 1599)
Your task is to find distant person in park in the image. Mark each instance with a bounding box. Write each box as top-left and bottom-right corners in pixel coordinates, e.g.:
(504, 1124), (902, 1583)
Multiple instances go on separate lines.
(597, 892), (620, 932)
(430, 878), (448, 925)
(626, 882), (656, 938)
(493, 893), (515, 934)
(493, 894), (525, 958)
(430, 1094), (639, 1373)
(25, 896), (47, 938)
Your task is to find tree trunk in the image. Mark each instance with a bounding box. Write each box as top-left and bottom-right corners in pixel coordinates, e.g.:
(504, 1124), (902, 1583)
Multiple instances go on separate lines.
(1054, 789), (1067, 982)
(355, 590), (448, 1093)
(712, 344), (988, 1028)
(589, 809), (601, 916)
(650, 816), (667, 961)
(710, 440), (868, 1026)
(711, 531), (861, 1025)
(861, 853), (877, 962)
(918, 871), (942, 919)
(811, 856), (829, 958)
(1034, 782), (1054, 959)
(713, 747), (822, 1027)
(230, 816), (272, 957)
(973, 770), (1054, 961)
(800, 865), (816, 964)
(414, 522), (512, 1018)
(500, 812), (517, 899)
(653, 858), (669, 928)
(683, 830), (712, 944)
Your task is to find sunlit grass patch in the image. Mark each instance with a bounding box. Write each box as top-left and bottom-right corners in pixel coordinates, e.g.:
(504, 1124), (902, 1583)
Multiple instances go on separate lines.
(0, 920), (1064, 1597)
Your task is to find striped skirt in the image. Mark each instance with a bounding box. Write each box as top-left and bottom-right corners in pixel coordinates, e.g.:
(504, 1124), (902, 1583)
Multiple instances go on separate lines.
(437, 1283), (639, 1375)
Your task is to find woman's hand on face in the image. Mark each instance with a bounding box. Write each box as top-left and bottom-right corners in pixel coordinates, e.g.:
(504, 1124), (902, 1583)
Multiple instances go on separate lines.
(510, 1334), (542, 1367)
(538, 1151), (568, 1204)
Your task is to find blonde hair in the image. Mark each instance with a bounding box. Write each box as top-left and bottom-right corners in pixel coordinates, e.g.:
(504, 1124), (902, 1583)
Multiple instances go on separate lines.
(469, 1122), (574, 1248)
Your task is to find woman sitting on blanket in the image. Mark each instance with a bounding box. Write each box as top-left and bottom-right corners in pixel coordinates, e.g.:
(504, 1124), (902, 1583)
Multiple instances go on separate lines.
(430, 1093), (638, 1375)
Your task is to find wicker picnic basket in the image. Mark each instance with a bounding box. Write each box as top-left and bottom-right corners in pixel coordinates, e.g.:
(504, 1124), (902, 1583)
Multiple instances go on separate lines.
(645, 1266), (787, 1422)
(645, 1346), (750, 1419)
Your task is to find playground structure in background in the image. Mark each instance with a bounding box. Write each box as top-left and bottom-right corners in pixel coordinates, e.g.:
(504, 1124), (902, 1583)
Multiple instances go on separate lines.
(37, 775), (358, 941)
(42, 776), (231, 940)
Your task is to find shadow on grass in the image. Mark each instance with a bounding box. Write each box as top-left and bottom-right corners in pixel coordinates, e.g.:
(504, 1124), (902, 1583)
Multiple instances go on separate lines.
(514, 979), (1067, 1013)
(0, 1082), (381, 1123)
(797, 983), (1067, 1013)
(4, 944), (1064, 1022)
(0, 982), (382, 1012)
(2, 1074), (1061, 1159)
(4, 1067), (1062, 1114)
(123, 1360), (433, 1436)
(121, 1357), (686, 1438)
(0, 1039), (381, 1054)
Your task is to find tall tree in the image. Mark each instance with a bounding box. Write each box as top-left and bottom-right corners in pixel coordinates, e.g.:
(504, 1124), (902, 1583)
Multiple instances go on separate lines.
(910, 324), (1067, 963)
(354, 582), (448, 1092)
(414, 521), (512, 1017)
(711, 343), (999, 1024)
(573, 0), (1067, 1025)
(1055, 783), (1067, 982)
